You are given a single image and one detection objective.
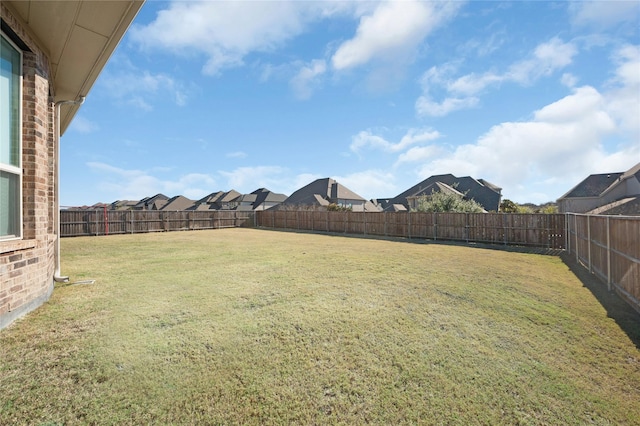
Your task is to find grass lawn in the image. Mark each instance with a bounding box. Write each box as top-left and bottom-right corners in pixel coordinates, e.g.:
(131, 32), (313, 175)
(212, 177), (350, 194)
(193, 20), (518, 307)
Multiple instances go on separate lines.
(1, 228), (639, 425)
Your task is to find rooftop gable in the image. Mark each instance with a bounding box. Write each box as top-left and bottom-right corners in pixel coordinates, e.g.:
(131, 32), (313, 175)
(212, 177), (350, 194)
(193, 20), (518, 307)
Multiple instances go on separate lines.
(159, 195), (194, 211)
(282, 178), (368, 208)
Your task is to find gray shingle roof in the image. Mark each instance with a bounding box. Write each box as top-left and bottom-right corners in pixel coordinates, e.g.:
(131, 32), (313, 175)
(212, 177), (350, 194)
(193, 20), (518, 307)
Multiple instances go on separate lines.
(561, 173), (624, 198)
(159, 195), (194, 211)
(281, 178), (373, 210)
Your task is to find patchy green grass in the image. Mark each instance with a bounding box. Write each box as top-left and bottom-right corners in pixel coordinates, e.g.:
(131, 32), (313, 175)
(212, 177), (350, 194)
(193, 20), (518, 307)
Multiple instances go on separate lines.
(1, 228), (639, 425)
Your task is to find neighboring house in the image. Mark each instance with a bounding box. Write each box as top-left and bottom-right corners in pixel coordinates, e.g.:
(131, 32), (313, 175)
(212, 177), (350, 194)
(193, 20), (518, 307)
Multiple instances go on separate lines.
(66, 203), (109, 211)
(234, 188), (288, 211)
(385, 174), (502, 212)
(279, 178), (379, 211)
(110, 200), (138, 210)
(217, 190), (242, 210)
(557, 162), (640, 214)
(192, 190), (242, 210)
(1, 1), (144, 330)
(247, 188), (287, 211)
(405, 182), (466, 210)
(159, 195), (195, 211)
(134, 193), (169, 211)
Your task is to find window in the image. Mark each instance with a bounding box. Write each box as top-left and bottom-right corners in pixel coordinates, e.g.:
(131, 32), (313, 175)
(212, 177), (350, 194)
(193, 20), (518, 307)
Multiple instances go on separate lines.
(0, 32), (22, 240)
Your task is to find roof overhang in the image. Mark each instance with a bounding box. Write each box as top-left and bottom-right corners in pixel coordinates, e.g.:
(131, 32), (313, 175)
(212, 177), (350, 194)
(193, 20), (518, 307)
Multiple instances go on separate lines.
(4, 0), (144, 134)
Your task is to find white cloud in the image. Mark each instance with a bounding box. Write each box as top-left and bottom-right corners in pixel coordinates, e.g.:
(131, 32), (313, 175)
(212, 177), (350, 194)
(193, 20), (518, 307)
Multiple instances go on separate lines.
(131, 1), (348, 76)
(290, 59), (327, 100)
(569, 1), (640, 29)
(69, 116), (99, 134)
(604, 44), (640, 142)
(226, 151), (248, 159)
(413, 82), (638, 202)
(417, 37), (578, 117)
(505, 38), (578, 85)
(561, 73), (578, 88)
(334, 170), (397, 200)
(219, 166), (289, 192)
(87, 162), (216, 201)
(415, 95), (479, 117)
(447, 72), (502, 97)
(351, 128), (441, 153)
(395, 145), (442, 166)
(100, 62), (189, 110)
(332, 0), (461, 71)
(409, 44), (640, 202)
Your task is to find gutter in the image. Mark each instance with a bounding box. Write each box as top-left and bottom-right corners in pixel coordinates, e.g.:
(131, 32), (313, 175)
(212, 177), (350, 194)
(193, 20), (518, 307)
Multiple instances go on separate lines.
(53, 97), (85, 282)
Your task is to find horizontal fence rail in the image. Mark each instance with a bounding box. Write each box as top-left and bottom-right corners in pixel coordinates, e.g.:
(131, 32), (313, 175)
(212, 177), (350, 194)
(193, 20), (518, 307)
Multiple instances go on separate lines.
(255, 210), (566, 250)
(60, 209), (253, 237)
(567, 213), (640, 313)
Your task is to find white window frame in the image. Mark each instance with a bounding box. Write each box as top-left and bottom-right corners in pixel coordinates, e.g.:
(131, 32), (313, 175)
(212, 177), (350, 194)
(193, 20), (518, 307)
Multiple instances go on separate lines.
(0, 31), (23, 241)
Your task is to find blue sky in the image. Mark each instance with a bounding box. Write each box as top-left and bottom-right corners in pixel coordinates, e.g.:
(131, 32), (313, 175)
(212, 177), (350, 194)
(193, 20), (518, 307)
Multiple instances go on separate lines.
(61, 0), (640, 207)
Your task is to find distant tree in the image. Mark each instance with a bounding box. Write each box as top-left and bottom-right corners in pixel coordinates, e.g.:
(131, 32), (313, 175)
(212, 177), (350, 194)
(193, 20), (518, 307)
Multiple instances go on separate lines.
(327, 203), (352, 212)
(540, 204), (558, 214)
(500, 199), (558, 214)
(515, 204), (534, 214)
(412, 191), (484, 213)
(500, 199), (518, 213)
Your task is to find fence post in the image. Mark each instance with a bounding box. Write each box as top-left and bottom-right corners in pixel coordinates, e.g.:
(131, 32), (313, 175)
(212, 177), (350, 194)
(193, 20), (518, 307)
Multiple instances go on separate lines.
(575, 215), (579, 263)
(363, 211), (366, 236)
(565, 214), (569, 253)
(408, 211), (411, 239)
(344, 211), (347, 234)
(587, 215), (592, 273)
(433, 212), (437, 240)
(344, 211), (351, 234)
(606, 216), (611, 291)
(384, 211), (387, 237)
(503, 213), (507, 246)
(465, 213), (469, 243)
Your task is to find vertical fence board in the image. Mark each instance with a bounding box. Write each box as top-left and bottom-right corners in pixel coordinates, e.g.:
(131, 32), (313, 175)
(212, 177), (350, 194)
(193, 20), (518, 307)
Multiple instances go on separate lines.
(567, 213), (639, 313)
(61, 210), (252, 237)
(255, 210), (567, 250)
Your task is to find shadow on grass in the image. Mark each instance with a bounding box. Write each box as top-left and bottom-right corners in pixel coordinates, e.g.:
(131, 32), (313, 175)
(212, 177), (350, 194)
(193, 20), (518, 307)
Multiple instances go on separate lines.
(560, 253), (640, 350)
(258, 226), (564, 255)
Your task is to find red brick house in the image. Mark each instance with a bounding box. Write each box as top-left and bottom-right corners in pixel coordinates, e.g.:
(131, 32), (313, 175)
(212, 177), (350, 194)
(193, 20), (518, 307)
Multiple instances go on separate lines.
(1, 1), (143, 329)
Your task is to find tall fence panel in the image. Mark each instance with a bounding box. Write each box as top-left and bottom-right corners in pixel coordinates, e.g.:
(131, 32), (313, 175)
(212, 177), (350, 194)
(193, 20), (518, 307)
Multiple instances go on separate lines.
(567, 213), (640, 313)
(255, 210), (566, 249)
(60, 210), (252, 237)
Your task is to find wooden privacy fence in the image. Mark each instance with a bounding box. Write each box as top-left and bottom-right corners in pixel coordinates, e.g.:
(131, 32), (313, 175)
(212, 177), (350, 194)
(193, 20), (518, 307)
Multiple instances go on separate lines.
(567, 213), (640, 313)
(60, 209), (253, 237)
(255, 210), (566, 249)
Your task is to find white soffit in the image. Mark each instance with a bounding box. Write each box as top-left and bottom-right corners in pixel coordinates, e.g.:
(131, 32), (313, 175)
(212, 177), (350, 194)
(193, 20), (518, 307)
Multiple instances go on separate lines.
(4, 0), (144, 134)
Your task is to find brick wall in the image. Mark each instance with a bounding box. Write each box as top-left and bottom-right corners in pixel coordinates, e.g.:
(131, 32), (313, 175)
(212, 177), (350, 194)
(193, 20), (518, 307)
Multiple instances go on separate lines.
(1, 4), (57, 329)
